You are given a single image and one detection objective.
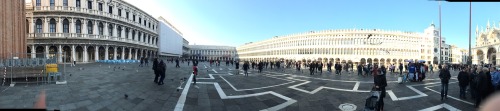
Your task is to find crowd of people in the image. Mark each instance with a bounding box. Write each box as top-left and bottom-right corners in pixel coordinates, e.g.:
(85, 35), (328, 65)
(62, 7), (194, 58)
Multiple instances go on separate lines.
(143, 57), (500, 110)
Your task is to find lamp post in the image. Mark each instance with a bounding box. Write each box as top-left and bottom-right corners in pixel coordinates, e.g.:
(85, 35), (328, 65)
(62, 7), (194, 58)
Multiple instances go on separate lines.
(468, 1), (472, 65)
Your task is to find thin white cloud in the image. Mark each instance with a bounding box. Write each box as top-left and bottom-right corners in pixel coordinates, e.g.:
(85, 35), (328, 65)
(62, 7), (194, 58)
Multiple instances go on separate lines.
(122, 0), (220, 46)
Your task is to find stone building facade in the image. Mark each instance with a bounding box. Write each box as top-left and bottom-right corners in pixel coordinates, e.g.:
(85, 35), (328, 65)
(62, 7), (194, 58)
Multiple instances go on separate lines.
(26, 0), (158, 62)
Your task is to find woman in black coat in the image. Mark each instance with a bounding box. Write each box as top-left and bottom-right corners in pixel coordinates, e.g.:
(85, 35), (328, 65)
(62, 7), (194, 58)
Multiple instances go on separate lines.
(457, 68), (469, 99)
(374, 66), (387, 111)
(158, 60), (166, 85)
(152, 58), (159, 83)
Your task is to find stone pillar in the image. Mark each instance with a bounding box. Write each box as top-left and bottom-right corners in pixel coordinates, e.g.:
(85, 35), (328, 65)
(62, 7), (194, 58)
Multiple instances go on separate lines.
(83, 45), (88, 62)
(45, 45), (49, 59)
(113, 47), (117, 60)
(57, 17), (62, 33)
(93, 20), (98, 35)
(44, 18), (49, 33)
(95, 46), (99, 61)
(71, 45), (76, 62)
(121, 47), (125, 60)
(113, 24), (117, 39)
(105, 46), (109, 60)
(103, 22), (108, 37)
(28, 18), (34, 34)
(128, 48), (132, 59)
(58, 45), (62, 63)
(70, 18), (75, 33)
(82, 19), (87, 34)
(134, 49), (138, 60)
(31, 45), (36, 58)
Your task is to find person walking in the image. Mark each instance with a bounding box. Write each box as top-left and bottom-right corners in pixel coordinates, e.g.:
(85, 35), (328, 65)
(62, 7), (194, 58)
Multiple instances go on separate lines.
(399, 63), (403, 75)
(235, 61), (240, 74)
(145, 57), (149, 66)
(192, 63), (198, 84)
(175, 59), (180, 68)
(430, 64), (434, 73)
(318, 62), (323, 74)
(373, 65), (387, 111)
(258, 61), (263, 73)
(357, 64), (363, 76)
(243, 62), (249, 77)
(139, 57), (144, 67)
(457, 67), (470, 99)
(439, 64), (451, 101)
(158, 60), (166, 85)
(309, 62), (315, 75)
(153, 58), (160, 83)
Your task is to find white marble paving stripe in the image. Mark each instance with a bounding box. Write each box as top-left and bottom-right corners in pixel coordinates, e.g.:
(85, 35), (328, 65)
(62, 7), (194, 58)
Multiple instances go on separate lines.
(212, 69), (218, 73)
(386, 90), (398, 101)
(353, 82), (360, 91)
(286, 77), (370, 94)
(196, 82), (296, 111)
(219, 75), (295, 91)
(423, 85), (474, 105)
(174, 74), (194, 111)
(418, 103), (462, 111)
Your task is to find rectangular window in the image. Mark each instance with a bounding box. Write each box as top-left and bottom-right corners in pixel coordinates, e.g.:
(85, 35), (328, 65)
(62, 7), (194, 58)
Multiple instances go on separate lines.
(63, 0), (68, 6)
(126, 12), (129, 18)
(76, 0), (80, 7)
(50, 0), (55, 6)
(63, 24), (69, 33)
(88, 26), (93, 34)
(118, 9), (121, 16)
(98, 3), (103, 11)
(36, 24), (42, 33)
(76, 25), (81, 33)
(87, 1), (92, 9)
(36, 0), (41, 6)
(133, 15), (136, 21)
(50, 24), (56, 33)
(108, 6), (113, 14)
(139, 18), (141, 24)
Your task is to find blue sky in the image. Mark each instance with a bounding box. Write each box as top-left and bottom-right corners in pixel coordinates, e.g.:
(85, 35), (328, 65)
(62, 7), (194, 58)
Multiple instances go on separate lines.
(126, 0), (500, 49)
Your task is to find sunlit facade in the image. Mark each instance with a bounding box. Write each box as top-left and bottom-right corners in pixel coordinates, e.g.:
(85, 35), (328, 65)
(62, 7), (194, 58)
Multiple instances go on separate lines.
(237, 24), (446, 66)
(189, 45), (237, 61)
(472, 20), (500, 65)
(25, 0), (158, 62)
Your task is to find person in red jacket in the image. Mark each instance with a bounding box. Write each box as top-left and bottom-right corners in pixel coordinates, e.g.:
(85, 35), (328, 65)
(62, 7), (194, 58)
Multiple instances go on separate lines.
(192, 65), (198, 84)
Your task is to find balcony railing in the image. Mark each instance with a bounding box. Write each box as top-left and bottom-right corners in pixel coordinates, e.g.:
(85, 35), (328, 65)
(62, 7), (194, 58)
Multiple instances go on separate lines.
(32, 6), (156, 33)
(28, 33), (157, 48)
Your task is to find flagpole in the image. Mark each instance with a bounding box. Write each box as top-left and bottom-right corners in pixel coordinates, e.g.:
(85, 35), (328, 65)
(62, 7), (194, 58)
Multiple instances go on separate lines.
(439, 1), (442, 65)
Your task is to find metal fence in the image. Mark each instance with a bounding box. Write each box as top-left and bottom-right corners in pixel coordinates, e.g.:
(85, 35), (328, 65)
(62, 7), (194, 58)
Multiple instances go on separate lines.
(0, 53), (67, 88)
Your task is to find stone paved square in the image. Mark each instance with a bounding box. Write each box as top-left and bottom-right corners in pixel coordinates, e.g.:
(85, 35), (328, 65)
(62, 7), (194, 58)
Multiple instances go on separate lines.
(0, 62), (478, 111)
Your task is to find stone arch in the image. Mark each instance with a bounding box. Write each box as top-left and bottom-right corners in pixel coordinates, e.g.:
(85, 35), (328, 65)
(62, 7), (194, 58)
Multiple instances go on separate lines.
(108, 47), (115, 60)
(374, 58), (379, 64)
(360, 58), (366, 64)
(487, 47), (496, 65)
(98, 46), (105, 60)
(477, 50), (485, 64)
(87, 46), (95, 61)
(75, 46), (84, 62)
(48, 46), (57, 58)
(62, 46), (72, 62)
(367, 58), (372, 64)
(117, 47), (123, 60)
(35, 46), (44, 58)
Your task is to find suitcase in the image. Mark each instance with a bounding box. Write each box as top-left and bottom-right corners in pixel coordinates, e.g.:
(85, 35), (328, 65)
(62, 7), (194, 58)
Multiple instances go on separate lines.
(364, 91), (380, 111)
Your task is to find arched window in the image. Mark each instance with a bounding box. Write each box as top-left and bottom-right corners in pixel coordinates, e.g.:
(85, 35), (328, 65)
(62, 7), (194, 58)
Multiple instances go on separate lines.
(50, 0), (55, 6)
(63, 0), (68, 6)
(132, 30), (135, 40)
(49, 19), (56, 33)
(98, 22), (103, 35)
(125, 28), (129, 38)
(63, 19), (69, 33)
(108, 24), (113, 36)
(26, 20), (29, 33)
(87, 21), (93, 34)
(75, 20), (81, 33)
(117, 26), (122, 37)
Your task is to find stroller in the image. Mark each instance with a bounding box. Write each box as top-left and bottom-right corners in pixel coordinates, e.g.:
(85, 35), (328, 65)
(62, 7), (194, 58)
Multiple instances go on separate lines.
(364, 90), (381, 111)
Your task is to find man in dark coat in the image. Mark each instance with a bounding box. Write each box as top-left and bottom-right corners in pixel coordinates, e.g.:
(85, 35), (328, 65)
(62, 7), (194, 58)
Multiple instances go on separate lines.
(152, 58), (159, 83)
(175, 59), (180, 68)
(243, 62), (250, 76)
(318, 62), (323, 74)
(235, 61), (240, 74)
(457, 67), (470, 99)
(475, 67), (495, 108)
(439, 64), (451, 100)
(327, 62), (332, 72)
(357, 64), (363, 76)
(158, 60), (166, 85)
(373, 65), (387, 111)
(258, 62), (263, 73)
(309, 62), (315, 75)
